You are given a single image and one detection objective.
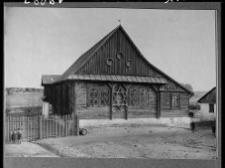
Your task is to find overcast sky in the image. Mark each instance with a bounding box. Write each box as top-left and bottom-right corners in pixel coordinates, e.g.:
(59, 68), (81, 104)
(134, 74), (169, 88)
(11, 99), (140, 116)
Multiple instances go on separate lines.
(5, 7), (216, 91)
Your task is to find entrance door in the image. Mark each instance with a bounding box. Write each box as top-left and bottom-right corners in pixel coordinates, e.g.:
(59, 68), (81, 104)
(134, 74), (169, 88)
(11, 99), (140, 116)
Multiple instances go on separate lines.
(112, 84), (128, 119)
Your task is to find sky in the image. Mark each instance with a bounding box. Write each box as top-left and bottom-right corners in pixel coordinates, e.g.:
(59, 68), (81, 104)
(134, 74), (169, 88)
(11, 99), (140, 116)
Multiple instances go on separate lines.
(5, 7), (216, 91)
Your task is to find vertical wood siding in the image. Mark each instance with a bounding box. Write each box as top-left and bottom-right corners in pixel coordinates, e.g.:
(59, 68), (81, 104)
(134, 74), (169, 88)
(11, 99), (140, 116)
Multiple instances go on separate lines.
(5, 114), (79, 142)
(75, 82), (110, 119)
(160, 92), (190, 117)
(75, 82), (157, 119)
(75, 82), (87, 108)
(74, 28), (187, 93)
(77, 29), (162, 77)
(127, 84), (157, 118)
(161, 92), (171, 110)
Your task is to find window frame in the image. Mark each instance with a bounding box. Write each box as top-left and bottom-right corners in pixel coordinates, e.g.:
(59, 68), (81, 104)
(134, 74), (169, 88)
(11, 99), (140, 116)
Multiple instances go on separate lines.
(128, 86), (150, 108)
(170, 94), (180, 109)
(87, 84), (110, 107)
(209, 104), (214, 113)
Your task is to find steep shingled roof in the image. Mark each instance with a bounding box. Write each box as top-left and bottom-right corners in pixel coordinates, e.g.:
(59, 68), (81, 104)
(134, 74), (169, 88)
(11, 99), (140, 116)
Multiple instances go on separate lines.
(43, 25), (193, 94)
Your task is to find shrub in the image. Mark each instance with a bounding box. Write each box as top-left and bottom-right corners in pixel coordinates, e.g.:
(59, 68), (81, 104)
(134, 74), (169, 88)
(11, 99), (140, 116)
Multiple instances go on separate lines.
(188, 111), (194, 117)
(188, 103), (200, 110)
(195, 120), (215, 128)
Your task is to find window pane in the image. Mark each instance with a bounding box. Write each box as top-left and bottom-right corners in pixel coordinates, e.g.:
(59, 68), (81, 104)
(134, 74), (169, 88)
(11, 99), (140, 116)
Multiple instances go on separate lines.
(172, 95), (179, 107)
(209, 104), (214, 113)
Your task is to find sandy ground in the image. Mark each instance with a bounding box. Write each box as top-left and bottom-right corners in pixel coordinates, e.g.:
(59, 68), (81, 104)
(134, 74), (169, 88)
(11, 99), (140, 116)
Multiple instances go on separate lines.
(34, 125), (216, 159)
(5, 141), (59, 157)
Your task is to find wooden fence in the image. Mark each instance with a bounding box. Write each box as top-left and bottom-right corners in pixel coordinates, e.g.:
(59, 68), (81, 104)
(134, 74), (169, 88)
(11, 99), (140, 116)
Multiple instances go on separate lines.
(5, 114), (79, 142)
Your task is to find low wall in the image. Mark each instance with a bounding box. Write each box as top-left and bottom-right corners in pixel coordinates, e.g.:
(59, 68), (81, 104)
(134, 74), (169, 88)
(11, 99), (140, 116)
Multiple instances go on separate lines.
(79, 117), (191, 128)
(194, 111), (216, 121)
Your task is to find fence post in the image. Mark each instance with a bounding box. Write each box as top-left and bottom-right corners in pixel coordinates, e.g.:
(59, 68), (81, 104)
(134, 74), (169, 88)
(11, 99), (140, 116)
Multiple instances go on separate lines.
(39, 115), (42, 139)
(65, 115), (68, 136)
(8, 115), (10, 141)
(6, 115), (9, 141)
(55, 115), (57, 137)
(75, 115), (79, 136)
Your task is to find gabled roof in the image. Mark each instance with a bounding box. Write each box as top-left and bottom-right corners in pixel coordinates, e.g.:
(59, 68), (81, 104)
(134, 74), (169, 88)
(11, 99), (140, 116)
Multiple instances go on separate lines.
(46, 25), (192, 94)
(198, 87), (216, 103)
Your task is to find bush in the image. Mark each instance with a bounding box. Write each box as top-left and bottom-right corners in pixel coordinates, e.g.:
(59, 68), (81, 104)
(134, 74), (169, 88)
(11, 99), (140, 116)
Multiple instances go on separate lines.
(188, 103), (200, 110)
(188, 111), (194, 117)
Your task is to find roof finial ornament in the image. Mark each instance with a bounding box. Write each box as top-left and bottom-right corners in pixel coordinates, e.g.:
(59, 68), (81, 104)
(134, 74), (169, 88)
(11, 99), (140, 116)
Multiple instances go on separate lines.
(118, 19), (121, 25)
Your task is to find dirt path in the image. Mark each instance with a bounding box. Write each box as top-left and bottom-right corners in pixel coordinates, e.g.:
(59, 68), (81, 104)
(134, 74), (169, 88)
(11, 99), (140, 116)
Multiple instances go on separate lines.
(5, 141), (59, 157)
(35, 125), (216, 159)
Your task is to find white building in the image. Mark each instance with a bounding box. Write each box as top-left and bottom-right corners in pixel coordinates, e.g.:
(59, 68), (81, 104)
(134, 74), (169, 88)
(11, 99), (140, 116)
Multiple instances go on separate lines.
(197, 87), (216, 121)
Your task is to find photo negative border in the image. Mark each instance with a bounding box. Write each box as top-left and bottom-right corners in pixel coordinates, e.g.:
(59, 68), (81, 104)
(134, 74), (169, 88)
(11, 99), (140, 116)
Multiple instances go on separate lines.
(3, 2), (221, 168)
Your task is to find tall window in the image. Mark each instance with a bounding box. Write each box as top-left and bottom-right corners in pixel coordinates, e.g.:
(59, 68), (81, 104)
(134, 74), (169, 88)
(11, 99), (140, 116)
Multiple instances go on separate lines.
(171, 95), (179, 108)
(129, 87), (139, 107)
(209, 104), (214, 113)
(89, 88), (99, 107)
(129, 86), (150, 108)
(88, 84), (110, 107)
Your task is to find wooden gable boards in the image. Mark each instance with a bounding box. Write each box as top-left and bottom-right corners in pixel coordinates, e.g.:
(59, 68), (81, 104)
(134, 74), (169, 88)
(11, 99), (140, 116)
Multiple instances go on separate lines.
(54, 25), (192, 94)
(198, 87), (216, 103)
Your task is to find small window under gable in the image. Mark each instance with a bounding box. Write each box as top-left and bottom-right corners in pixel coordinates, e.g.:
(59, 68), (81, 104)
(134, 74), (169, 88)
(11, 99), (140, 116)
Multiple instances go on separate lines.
(209, 104), (214, 113)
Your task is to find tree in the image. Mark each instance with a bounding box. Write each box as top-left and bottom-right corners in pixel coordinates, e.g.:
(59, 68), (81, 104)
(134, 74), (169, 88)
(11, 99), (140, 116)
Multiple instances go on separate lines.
(184, 84), (193, 92)
(180, 83), (193, 92)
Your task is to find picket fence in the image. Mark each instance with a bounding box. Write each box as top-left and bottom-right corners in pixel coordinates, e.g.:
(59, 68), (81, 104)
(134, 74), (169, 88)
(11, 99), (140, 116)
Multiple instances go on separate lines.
(5, 114), (79, 142)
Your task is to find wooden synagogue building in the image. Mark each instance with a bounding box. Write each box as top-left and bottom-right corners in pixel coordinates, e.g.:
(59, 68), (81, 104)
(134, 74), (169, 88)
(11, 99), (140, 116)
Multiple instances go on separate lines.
(41, 25), (193, 123)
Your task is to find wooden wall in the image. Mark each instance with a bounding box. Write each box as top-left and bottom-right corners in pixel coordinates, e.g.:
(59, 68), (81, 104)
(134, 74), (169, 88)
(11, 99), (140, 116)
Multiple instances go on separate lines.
(127, 84), (157, 118)
(45, 82), (75, 116)
(160, 92), (190, 117)
(75, 82), (110, 119)
(75, 82), (157, 119)
(45, 81), (191, 119)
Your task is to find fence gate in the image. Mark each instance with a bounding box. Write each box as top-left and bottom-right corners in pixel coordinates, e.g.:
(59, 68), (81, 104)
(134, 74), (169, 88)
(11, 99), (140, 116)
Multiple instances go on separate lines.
(5, 114), (79, 142)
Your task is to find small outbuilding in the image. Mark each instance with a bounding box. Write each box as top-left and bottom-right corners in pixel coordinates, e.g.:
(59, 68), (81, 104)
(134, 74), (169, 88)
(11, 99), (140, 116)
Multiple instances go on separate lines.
(41, 25), (193, 127)
(197, 87), (216, 121)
